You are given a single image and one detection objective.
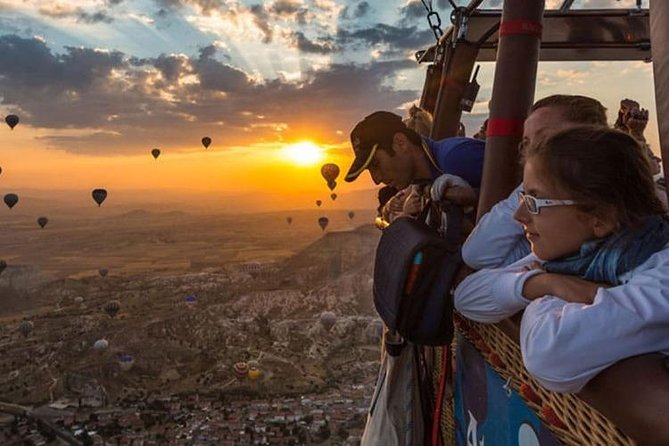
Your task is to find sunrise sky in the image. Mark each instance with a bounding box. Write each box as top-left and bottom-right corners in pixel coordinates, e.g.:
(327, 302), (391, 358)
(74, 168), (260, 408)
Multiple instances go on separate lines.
(0, 0), (659, 208)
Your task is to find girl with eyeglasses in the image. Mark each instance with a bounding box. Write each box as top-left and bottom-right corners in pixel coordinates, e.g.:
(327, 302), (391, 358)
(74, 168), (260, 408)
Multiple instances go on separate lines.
(454, 126), (669, 393)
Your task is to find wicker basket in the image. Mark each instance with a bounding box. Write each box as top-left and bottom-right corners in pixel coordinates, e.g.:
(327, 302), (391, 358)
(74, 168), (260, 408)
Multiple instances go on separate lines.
(451, 314), (635, 446)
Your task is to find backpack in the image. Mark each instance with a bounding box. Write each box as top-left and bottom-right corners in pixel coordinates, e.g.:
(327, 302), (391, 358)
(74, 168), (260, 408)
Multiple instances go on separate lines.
(373, 201), (463, 346)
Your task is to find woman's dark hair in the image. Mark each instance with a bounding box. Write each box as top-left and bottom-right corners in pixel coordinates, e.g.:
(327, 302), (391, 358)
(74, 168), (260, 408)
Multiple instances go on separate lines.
(523, 126), (664, 226)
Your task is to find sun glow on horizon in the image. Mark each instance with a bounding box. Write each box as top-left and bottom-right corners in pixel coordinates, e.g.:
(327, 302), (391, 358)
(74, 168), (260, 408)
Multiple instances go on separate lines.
(281, 141), (324, 166)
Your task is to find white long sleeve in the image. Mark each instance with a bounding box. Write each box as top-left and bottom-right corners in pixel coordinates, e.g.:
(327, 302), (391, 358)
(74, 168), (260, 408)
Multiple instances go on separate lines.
(454, 255), (541, 323)
(462, 185), (530, 269)
(520, 244), (669, 393)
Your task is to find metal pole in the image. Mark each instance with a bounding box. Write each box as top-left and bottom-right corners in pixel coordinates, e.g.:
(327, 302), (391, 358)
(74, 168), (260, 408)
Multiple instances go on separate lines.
(430, 42), (479, 139)
(476, 0), (545, 220)
(650, 0), (669, 200)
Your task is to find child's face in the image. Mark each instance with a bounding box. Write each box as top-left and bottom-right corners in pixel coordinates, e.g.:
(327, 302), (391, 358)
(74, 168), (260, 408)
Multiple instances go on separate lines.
(514, 159), (605, 261)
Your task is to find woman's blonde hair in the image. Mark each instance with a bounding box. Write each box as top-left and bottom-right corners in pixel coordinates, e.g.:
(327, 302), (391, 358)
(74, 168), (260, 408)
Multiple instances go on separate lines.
(403, 105), (433, 138)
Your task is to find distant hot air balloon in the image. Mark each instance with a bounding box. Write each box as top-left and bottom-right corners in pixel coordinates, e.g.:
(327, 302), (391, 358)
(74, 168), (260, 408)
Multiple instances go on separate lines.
(93, 339), (109, 352)
(286, 216), (292, 225)
(184, 295), (197, 307)
(348, 211), (355, 220)
(118, 354), (134, 371)
(316, 200), (322, 207)
(233, 361), (249, 380)
(319, 311), (336, 332)
(0, 260), (7, 275)
(248, 365), (262, 381)
(74, 296), (84, 305)
(98, 268), (109, 278)
(318, 217), (329, 231)
(18, 320), (33, 338)
(330, 193), (337, 201)
(5, 114), (19, 130)
(321, 163), (340, 190)
(151, 148), (160, 159)
(4, 193), (18, 209)
(0, 166), (2, 176)
(37, 217), (48, 229)
(201, 137), (212, 149)
(103, 300), (121, 318)
(91, 188), (107, 207)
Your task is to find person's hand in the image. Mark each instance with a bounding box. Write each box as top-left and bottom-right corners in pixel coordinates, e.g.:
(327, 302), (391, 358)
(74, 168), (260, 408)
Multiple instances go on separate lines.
(430, 174), (475, 206)
(623, 107), (649, 139)
(402, 187), (424, 216)
(522, 272), (610, 304)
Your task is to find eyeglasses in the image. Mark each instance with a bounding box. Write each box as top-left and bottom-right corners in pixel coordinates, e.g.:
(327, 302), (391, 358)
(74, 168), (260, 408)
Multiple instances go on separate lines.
(517, 191), (579, 215)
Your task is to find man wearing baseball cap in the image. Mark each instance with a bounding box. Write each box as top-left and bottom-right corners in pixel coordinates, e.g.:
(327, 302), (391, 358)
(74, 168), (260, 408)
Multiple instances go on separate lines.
(344, 111), (485, 193)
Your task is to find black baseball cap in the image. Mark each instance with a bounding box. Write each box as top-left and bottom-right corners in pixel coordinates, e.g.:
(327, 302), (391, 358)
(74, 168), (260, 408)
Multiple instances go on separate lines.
(345, 111), (408, 182)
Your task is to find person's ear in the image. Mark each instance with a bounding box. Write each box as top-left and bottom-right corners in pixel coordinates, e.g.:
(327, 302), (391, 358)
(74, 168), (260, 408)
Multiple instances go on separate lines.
(392, 132), (410, 153)
(590, 206), (619, 238)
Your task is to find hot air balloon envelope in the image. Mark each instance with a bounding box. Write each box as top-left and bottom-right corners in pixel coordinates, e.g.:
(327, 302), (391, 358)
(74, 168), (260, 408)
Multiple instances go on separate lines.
(318, 217), (329, 231)
(185, 295), (197, 306)
(151, 148), (160, 159)
(327, 180), (337, 191)
(5, 114), (19, 129)
(316, 200), (322, 207)
(74, 296), (84, 304)
(330, 193), (337, 201)
(99, 268), (109, 278)
(320, 311), (336, 331)
(18, 320), (33, 338)
(91, 189), (107, 207)
(320, 163), (340, 185)
(104, 300), (120, 318)
(118, 354), (135, 371)
(348, 211), (355, 220)
(201, 137), (212, 148)
(37, 217), (48, 228)
(93, 339), (109, 351)
(0, 260), (7, 275)
(233, 361), (249, 379)
(286, 217), (292, 225)
(4, 193), (18, 209)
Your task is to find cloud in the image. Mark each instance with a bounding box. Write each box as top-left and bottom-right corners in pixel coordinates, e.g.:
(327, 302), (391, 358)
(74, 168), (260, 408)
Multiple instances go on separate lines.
(337, 23), (433, 51)
(291, 31), (337, 54)
(38, 4), (114, 24)
(0, 34), (418, 155)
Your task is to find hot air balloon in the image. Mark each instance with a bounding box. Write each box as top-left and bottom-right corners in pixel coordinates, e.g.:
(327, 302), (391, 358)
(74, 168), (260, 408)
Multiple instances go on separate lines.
(18, 320), (33, 338)
(0, 166), (2, 175)
(118, 354), (134, 372)
(348, 211), (355, 220)
(316, 200), (322, 207)
(4, 193), (18, 209)
(5, 114), (19, 130)
(151, 148), (160, 159)
(330, 193), (337, 201)
(321, 163), (340, 190)
(74, 296), (84, 305)
(233, 361), (249, 380)
(91, 189), (107, 207)
(98, 268), (108, 278)
(0, 260), (7, 275)
(201, 137), (212, 149)
(319, 311), (336, 332)
(93, 339), (109, 352)
(103, 300), (120, 318)
(286, 216), (292, 225)
(184, 295), (197, 307)
(37, 217), (48, 229)
(248, 364), (262, 381)
(318, 217), (329, 231)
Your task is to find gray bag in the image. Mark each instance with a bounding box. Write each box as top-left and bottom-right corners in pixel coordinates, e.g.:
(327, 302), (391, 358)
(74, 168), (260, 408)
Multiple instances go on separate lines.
(361, 340), (426, 446)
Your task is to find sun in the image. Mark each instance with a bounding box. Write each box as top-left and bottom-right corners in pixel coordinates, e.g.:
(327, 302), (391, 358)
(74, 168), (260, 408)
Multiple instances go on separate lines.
(282, 141), (324, 166)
